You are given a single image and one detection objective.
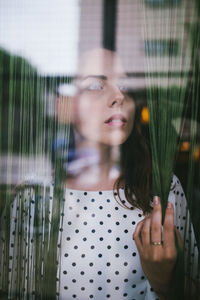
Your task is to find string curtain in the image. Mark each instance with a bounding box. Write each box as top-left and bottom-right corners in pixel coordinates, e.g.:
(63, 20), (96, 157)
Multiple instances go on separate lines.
(0, 0), (199, 299)
(141, 0), (200, 298)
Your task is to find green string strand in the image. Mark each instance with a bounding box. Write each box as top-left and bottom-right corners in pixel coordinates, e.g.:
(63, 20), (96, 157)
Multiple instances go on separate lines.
(143, 2), (193, 299)
(184, 13), (200, 297)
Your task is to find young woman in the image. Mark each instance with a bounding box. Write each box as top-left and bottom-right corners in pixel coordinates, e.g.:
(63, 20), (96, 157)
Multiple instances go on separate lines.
(0, 48), (198, 299)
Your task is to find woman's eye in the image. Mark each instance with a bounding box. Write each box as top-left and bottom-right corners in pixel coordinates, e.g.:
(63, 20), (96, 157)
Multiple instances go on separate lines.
(118, 85), (127, 92)
(117, 79), (129, 92)
(86, 81), (104, 91)
(118, 85), (128, 92)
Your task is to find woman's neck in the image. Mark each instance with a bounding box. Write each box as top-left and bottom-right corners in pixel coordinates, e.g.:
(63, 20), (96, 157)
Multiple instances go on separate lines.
(66, 141), (121, 191)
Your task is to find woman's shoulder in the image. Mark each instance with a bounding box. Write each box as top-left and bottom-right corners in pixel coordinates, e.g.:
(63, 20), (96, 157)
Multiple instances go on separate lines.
(170, 174), (184, 192)
(169, 174), (186, 204)
(14, 174), (53, 193)
(168, 175), (188, 226)
(9, 177), (54, 212)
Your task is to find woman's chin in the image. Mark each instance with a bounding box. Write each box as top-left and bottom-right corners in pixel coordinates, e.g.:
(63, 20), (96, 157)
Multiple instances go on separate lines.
(101, 133), (130, 146)
(78, 129), (132, 147)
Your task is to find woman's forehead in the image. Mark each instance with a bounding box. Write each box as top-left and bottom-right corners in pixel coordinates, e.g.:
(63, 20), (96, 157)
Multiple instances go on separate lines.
(77, 48), (125, 78)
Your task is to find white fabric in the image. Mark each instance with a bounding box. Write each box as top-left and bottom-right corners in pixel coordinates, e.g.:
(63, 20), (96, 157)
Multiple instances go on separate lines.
(0, 175), (198, 300)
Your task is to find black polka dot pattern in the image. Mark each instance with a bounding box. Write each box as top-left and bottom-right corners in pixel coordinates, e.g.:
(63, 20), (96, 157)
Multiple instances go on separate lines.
(0, 175), (198, 300)
(58, 188), (148, 299)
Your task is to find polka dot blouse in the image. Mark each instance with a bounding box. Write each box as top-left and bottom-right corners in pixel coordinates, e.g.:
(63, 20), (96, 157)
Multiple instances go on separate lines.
(0, 175), (198, 299)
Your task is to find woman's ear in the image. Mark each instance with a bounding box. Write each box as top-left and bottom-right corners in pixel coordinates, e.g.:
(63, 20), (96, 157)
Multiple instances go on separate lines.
(56, 95), (75, 124)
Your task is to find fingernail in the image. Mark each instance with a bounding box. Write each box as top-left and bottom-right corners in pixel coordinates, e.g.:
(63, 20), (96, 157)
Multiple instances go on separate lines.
(167, 201), (172, 209)
(154, 196), (159, 206)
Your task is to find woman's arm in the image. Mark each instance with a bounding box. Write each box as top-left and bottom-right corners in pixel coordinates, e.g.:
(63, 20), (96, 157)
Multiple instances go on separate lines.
(133, 196), (179, 300)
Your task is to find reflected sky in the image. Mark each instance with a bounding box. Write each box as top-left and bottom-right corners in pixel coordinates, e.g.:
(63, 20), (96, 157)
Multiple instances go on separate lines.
(0, 0), (80, 75)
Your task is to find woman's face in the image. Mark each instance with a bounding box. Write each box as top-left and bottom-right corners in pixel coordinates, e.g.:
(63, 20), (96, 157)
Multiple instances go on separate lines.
(72, 49), (135, 146)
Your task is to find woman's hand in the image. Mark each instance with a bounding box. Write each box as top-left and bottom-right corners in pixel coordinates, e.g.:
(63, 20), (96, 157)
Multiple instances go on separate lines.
(133, 196), (181, 300)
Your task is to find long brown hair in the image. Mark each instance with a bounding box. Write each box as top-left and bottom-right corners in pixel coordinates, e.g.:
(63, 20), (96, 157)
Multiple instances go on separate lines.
(114, 92), (152, 214)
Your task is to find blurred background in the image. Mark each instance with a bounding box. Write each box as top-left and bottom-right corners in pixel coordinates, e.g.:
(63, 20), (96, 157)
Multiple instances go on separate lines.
(0, 0), (199, 243)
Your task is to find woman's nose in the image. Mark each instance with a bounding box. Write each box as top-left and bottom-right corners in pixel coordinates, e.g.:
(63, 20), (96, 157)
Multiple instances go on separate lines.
(107, 84), (125, 107)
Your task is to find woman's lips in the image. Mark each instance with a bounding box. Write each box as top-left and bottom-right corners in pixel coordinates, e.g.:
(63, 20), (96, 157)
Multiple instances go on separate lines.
(105, 114), (127, 127)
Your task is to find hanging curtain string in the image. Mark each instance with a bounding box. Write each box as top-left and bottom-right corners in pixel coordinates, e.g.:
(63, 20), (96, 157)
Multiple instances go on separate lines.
(0, 0), (200, 299)
(140, 0), (200, 298)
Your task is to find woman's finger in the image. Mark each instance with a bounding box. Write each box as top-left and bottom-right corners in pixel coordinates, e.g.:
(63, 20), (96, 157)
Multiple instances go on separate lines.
(150, 196), (162, 244)
(133, 219), (145, 252)
(163, 202), (175, 250)
(141, 216), (151, 246)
